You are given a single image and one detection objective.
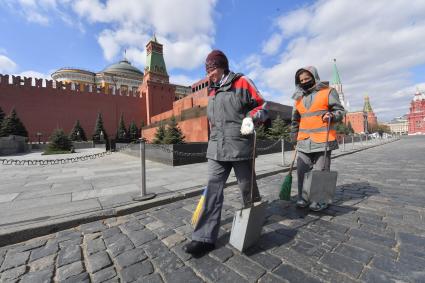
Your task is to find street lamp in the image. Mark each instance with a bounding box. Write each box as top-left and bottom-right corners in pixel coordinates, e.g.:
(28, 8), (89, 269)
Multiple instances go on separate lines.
(100, 130), (104, 141)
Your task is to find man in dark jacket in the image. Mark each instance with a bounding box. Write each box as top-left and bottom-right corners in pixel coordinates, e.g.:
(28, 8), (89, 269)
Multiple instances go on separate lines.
(184, 50), (268, 254)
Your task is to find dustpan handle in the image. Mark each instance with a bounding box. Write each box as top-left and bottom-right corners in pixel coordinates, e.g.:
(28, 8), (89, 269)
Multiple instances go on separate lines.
(323, 114), (332, 171)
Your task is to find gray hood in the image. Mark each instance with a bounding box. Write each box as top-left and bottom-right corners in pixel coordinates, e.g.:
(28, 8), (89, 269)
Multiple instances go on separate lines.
(292, 66), (327, 100)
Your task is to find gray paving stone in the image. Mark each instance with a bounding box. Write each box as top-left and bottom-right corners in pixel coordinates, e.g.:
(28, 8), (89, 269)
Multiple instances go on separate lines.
(120, 261), (154, 282)
(348, 228), (396, 248)
(360, 267), (398, 283)
(0, 265), (27, 281)
(152, 226), (175, 239)
(152, 251), (184, 274)
(162, 266), (202, 283)
(92, 266), (117, 283)
(334, 243), (373, 264)
(28, 254), (55, 271)
(187, 255), (248, 283)
(119, 220), (145, 233)
(209, 246), (233, 263)
(245, 248), (281, 271)
(56, 230), (82, 243)
(226, 255), (266, 282)
(115, 248), (147, 269)
(258, 273), (288, 283)
(135, 272), (164, 283)
(143, 240), (169, 259)
(104, 233), (134, 257)
(320, 252), (365, 279)
(86, 237), (106, 255)
(29, 243), (58, 262)
(80, 221), (108, 234)
(61, 272), (90, 283)
(0, 251), (29, 271)
(87, 250), (112, 273)
(20, 266), (54, 283)
(59, 238), (82, 248)
(102, 227), (122, 239)
(162, 233), (186, 248)
(126, 229), (157, 247)
(273, 263), (322, 283)
(10, 239), (47, 253)
(56, 260), (84, 281)
(171, 241), (192, 262)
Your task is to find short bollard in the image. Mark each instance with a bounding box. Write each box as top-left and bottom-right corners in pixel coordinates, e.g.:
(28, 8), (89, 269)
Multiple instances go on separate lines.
(352, 135), (354, 149)
(342, 136), (345, 151)
(133, 139), (156, 201)
(281, 139), (286, 166)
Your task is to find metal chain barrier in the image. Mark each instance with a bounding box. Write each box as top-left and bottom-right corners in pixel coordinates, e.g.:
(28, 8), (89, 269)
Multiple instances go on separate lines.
(256, 139), (282, 152)
(0, 141), (141, 166)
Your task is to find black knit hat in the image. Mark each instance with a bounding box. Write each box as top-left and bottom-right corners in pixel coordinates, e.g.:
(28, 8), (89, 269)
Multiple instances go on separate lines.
(205, 50), (229, 73)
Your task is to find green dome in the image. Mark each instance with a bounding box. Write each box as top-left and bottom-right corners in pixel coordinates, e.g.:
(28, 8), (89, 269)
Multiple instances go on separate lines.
(102, 60), (143, 77)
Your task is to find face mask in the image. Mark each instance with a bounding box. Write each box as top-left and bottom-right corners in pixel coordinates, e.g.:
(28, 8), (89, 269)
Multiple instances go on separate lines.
(300, 79), (315, 91)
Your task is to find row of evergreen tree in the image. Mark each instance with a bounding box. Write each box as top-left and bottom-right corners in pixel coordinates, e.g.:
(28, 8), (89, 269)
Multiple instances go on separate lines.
(0, 106), (143, 142)
(0, 107), (28, 138)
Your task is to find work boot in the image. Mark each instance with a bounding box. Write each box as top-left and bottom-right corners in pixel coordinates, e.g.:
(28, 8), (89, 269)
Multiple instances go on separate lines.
(183, 241), (215, 255)
(309, 202), (328, 212)
(296, 198), (309, 208)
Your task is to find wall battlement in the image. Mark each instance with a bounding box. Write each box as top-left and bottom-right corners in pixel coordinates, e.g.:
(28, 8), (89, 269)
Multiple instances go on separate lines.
(0, 74), (142, 99)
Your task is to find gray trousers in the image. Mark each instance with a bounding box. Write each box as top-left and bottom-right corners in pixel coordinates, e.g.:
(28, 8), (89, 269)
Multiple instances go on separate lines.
(192, 159), (260, 244)
(297, 151), (331, 200)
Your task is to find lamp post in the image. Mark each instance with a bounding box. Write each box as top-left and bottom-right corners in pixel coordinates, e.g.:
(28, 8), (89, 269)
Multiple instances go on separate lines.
(77, 130), (80, 141)
(100, 130), (104, 142)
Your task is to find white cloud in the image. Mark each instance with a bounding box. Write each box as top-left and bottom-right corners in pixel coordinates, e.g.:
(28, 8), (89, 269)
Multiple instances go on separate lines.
(170, 74), (198, 86)
(72, 0), (217, 70)
(245, 0), (425, 121)
(262, 34), (283, 56)
(0, 55), (17, 73)
(17, 70), (49, 79)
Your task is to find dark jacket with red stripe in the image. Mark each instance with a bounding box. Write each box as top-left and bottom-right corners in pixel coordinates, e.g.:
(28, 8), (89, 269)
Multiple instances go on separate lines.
(206, 72), (268, 161)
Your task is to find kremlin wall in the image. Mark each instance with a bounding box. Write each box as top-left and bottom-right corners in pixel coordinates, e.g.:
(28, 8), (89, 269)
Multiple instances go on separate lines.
(3, 35), (422, 143)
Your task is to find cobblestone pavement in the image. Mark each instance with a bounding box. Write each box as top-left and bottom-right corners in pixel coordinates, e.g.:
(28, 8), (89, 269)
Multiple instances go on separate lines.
(0, 136), (424, 283)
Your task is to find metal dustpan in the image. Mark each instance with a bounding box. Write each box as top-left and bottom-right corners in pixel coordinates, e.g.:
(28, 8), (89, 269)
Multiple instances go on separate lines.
(229, 131), (267, 252)
(302, 115), (338, 204)
(229, 201), (267, 252)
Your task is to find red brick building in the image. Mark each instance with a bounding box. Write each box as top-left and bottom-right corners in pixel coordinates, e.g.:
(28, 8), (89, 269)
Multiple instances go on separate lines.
(345, 96), (377, 134)
(0, 36), (291, 143)
(407, 89), (425, 135)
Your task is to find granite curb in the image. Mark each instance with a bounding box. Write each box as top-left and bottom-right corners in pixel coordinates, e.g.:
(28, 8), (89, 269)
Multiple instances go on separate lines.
(0, 139), (399, 247)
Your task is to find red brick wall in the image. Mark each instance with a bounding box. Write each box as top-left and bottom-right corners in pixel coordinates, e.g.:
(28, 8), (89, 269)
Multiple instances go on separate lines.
(0, 75), (147, 142)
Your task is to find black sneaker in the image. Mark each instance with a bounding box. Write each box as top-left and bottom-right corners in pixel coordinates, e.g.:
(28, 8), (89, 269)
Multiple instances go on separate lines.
(183, 241), (215, 255)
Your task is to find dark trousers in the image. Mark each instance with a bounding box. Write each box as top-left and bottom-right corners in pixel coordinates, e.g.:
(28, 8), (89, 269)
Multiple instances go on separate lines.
(191, 159), (260, 243)
(296, 151), (331, 200)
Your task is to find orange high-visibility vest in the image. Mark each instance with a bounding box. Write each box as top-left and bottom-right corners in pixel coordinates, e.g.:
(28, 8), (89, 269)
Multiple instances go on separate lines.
(295, 87), (336, 143)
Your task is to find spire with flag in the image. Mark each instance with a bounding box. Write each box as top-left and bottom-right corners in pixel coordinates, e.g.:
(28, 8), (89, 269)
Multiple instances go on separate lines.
(331, 59), (347, 109)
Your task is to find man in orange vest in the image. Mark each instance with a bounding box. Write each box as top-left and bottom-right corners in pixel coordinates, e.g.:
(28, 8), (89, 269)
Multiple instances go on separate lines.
(291, 66), (345, 211)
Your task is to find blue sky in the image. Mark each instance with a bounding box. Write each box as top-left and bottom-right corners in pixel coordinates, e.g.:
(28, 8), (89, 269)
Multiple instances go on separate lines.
(1, 0), (425, 122)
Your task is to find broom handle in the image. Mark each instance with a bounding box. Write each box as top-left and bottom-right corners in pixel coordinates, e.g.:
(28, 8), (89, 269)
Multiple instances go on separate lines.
(250, 130), (256, 208)
(288, 148), (297, 174)
(323, 114), (332, 171)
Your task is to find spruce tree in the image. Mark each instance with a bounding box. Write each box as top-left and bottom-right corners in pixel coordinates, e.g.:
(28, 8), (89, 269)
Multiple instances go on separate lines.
(0, 108), (28, 137)
(129, 121), (139, 142)
(267, 115), (290, 141)
(47, 128), (72, 151)
(115, 113), (128, 142)
(92, 112), (108, 142)
(69, 120), (87, 141)
(347, 121), (354, 134)
(255, 124), (268, 140)
(163, 116), (185, 144)
(153, 121), (166, 144)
